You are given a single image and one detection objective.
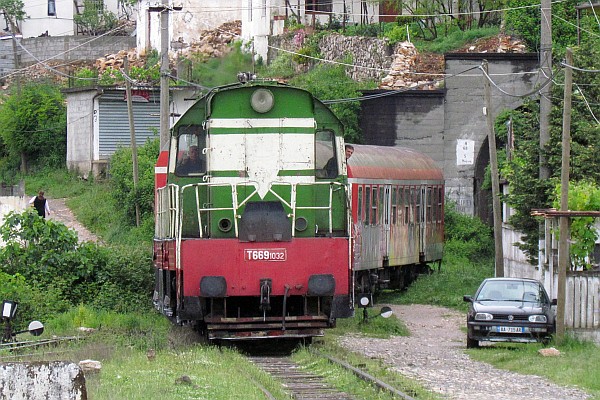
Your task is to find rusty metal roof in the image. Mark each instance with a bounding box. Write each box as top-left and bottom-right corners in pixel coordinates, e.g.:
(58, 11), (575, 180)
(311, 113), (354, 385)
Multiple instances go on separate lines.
(347, 144), (443, 181)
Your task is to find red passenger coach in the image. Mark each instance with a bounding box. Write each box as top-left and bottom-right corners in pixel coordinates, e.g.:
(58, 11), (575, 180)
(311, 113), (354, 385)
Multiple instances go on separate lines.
(347, 144), (444, 296)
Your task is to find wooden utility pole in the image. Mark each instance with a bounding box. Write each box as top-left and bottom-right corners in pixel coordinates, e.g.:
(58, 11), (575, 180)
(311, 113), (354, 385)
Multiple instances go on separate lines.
(539, 0), (552, 180)
(482, 60), (504, 277)
(556, 48), (573, 341)
(124, 58), (141, 227)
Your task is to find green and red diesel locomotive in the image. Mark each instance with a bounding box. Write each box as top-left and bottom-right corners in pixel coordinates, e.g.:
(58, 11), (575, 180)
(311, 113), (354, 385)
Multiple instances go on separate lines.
(153, 78), (443, 340)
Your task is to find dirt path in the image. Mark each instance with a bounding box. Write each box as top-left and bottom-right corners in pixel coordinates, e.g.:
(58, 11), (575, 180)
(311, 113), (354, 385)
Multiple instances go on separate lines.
(47, 198), (101, 243)
(338, 304), (591, 400)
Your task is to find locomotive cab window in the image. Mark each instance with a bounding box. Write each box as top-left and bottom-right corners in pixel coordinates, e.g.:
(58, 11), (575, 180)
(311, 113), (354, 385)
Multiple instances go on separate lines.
(176, 125), (207, 176)
(315, 130), (338, 179)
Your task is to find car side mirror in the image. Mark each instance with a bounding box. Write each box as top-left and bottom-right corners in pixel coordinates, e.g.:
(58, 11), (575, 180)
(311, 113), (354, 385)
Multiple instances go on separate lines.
(551, 299), (557, 305)
(463, 295), (473, 303)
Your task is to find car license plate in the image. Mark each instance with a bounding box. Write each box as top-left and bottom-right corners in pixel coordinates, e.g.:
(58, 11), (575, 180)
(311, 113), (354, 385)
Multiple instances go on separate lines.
(497, 326), (523, 333)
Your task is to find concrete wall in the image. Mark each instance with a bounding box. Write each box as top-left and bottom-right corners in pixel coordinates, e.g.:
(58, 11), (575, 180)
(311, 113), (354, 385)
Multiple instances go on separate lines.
(443, 53), (539, 216)
(360, 53), (539, 219)
(65, 88), (97, 177)
(0, 36), (136, 78)
(359, 90), (446, 166)
(0, 362), (86, 400)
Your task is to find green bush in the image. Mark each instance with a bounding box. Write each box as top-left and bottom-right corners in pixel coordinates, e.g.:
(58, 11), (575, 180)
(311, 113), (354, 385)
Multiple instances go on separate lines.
(0, 210), (154, 320)
(0, 81), (66, 173)
(109, 137), (159, 225)
(444, 201), (494, 262)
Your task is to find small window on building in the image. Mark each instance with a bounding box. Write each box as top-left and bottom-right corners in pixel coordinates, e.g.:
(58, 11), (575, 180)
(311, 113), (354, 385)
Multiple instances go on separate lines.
(48, 0), (56, 16)
(305, 0), (332, 13)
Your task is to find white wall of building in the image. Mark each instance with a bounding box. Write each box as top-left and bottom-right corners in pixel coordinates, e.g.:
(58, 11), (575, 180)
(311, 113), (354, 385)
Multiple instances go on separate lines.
(136, 0), (242, 56)
(18, 0), (122, 38)
(240, 0), (381, 61)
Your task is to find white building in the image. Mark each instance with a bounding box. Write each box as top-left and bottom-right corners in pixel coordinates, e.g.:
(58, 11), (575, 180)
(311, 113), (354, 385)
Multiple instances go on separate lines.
(135, 1), (401, 61)
(136, 0), (243, 56)
(5, 0), (127, 38)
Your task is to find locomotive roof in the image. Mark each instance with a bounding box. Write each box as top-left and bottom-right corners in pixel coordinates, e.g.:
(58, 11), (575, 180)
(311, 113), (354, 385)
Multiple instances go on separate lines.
(347, 144), (443, 181)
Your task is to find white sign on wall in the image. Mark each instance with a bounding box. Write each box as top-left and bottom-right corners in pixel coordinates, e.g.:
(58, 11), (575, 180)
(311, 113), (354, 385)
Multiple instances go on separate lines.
(456, 139), (475, 165)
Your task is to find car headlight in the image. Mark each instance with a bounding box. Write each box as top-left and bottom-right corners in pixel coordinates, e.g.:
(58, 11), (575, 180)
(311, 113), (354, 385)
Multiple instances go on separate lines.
(529, 315), (548, 323)
(474, 313), (493, 321)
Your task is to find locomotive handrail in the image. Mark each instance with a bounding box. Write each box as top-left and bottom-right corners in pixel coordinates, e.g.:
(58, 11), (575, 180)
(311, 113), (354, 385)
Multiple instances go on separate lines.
(155, 184), (179, 239)
(173, 180), (348, 240)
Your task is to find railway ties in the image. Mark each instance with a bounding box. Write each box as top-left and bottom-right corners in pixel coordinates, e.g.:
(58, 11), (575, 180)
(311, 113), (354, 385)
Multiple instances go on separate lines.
(250, 356), (356, 400)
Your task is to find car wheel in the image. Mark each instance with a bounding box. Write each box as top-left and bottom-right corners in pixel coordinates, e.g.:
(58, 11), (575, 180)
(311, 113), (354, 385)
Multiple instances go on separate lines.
(466, 334), (480, 349)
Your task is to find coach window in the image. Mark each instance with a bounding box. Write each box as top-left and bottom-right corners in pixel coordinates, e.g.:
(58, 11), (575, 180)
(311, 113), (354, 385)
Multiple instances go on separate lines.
(315, 130), (337, 178)
(438, 187), (444, 222)
(357, 186), (363, 223)
(391, 187), (398, 225)
(416, 187), (422, 223)
(371, 186), (378, 224)
(175, 125), (207, 176)
(427, 187), (433, 222)
(364, 186), (371, 225)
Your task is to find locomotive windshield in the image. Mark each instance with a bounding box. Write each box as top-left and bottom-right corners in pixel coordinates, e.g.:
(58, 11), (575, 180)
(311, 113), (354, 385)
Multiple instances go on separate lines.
(176, 125), (207, 176)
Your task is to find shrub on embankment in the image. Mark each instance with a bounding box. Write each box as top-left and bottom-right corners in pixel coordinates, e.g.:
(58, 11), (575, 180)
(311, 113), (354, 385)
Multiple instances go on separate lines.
(0, 210), (153, 329)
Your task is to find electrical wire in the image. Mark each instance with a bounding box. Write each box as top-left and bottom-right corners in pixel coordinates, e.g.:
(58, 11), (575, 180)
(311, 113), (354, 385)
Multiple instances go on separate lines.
(480, 64), (554, 98)
(560, 62), (600, 73)
(573, 83), (600, 124)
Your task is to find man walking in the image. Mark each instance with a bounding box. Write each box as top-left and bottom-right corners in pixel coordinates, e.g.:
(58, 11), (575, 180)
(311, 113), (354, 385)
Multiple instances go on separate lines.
(29, 191), (51, 218)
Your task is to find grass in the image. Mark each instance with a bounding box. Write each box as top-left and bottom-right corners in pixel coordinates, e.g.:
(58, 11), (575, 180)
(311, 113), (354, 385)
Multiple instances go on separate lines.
(17, 168), (600, 399)
(413, 26), (501, 54)
(23, 168), (153, 245)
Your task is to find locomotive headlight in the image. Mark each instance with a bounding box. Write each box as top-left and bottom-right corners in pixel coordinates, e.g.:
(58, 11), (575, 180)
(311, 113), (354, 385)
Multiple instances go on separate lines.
(251, 89), (274, 113)
(308, 274), (335, 296)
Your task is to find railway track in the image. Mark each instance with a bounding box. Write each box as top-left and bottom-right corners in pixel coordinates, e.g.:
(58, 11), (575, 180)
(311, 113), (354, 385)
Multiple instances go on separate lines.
(249, 350), (416, 400)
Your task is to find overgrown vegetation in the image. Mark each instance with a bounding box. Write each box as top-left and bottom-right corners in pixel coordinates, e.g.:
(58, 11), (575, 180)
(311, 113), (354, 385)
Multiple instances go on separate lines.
(495, 36), (600, 265)
(0, 81), (66, 176)
(0, 209), (154, 329)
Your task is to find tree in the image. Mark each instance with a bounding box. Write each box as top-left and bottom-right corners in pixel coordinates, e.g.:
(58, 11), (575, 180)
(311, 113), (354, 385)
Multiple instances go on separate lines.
(0, 81), (66, 173)
(496, 36), (600, 264)
(0, 0), (26, 34)
(73, 0), (118, 36)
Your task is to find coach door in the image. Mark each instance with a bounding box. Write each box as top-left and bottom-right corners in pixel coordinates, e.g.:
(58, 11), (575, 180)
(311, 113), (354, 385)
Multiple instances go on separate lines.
(382, 185), (391, 260)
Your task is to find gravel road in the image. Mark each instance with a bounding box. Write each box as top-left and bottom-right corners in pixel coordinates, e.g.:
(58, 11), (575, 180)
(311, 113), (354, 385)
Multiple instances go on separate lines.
(338, 304), (591, 400)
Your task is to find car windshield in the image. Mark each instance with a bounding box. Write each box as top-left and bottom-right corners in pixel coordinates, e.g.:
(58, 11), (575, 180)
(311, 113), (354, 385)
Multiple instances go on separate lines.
(476, 280), (545, 302)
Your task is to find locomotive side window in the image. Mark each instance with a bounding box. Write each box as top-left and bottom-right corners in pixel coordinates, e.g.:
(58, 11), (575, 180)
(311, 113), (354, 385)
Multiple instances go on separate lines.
(315, 130), (338, 178)
(176, 125), (207, 176)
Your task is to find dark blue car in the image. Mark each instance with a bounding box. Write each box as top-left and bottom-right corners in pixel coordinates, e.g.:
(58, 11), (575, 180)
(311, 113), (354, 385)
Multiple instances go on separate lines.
(463, 278), (557, 348)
